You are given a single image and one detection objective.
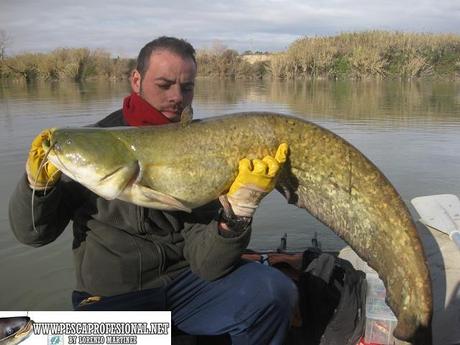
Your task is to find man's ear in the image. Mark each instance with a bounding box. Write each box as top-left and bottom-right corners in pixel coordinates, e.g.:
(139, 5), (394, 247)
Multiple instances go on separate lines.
(130, 69), (141, 94)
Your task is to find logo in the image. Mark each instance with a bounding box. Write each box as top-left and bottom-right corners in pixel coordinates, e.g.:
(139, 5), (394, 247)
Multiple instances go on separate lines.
(48, 335), (64, 345)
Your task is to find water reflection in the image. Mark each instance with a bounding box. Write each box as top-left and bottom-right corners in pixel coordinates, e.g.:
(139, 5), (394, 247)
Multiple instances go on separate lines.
(0, 79), (131, 102)
(2, 78), (459, 123)
(195, 78), (460, 126)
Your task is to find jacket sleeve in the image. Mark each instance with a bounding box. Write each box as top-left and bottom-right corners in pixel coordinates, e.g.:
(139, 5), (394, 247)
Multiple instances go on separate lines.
(8, 174), (74, 247)
(181, 201), (252, 281)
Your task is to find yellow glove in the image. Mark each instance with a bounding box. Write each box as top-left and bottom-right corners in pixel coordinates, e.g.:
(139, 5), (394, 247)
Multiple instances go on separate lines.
(26, 129), (61, 190)
(223, 143), (288, 217)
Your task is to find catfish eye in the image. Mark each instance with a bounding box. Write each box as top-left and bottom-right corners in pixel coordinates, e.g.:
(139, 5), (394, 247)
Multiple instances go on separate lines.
(5, 326), (17, 336)
(54, 142), (62, 153)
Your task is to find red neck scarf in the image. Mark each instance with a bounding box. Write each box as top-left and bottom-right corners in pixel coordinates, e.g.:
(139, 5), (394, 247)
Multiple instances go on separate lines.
(122, 92), (172, 126)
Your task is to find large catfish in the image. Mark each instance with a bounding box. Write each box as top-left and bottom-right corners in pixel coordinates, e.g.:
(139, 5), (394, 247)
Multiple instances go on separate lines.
(43, 112), (432, 344)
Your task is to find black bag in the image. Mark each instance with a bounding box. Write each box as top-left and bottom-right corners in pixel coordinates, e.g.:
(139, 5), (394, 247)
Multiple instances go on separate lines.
(298, 249), (367, 345)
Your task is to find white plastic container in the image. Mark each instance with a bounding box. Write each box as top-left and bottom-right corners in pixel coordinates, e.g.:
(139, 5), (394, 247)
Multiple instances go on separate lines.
(364, 274), (397, 345)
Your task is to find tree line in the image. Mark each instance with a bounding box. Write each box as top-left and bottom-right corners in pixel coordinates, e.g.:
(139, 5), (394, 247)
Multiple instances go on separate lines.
(0, 47), (135, 82)
(270, 31), (460, 79)
(1, 31), (459, 82)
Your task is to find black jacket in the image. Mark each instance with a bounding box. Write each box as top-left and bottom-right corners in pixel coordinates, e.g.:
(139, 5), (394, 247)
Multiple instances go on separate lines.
(9, 109), (251, 296)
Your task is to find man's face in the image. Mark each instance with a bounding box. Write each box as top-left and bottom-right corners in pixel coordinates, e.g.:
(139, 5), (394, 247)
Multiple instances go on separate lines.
(130, 50), (197, 122)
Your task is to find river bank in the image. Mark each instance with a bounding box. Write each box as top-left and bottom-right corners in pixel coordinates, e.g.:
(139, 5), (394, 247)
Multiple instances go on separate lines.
(1, 31), (459, 82)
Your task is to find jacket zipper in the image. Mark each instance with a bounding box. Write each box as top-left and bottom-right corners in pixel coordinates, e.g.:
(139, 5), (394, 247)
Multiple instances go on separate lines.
(136, 206), (145, 290)
(137, 206), (165, 285)
(152, 240), (165, 277)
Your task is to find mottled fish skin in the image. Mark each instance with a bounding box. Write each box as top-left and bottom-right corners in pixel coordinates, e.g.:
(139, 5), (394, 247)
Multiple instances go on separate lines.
(47, 112), (432, 344)
(0, 317), (33, 345)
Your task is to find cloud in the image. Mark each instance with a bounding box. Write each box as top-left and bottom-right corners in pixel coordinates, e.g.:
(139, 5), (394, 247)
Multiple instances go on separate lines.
(1, 0), (459, 56)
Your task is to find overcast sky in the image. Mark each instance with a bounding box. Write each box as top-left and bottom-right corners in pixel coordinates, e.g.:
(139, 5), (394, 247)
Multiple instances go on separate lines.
(1, 0), (459, 57)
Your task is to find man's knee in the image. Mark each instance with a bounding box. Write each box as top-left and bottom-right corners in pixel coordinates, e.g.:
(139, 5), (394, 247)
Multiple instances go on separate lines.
(265, 267), (298, 315)
(239, 263), (298, 316)
(230, 264), (298, 344)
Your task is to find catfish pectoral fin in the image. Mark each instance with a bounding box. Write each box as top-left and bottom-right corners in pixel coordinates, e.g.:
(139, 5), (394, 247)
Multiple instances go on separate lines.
(133, 184), (192, 213)
(89, 161), (140, 200)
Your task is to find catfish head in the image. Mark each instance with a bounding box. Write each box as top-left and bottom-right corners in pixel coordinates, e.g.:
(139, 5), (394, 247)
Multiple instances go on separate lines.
(0, 317), (33, 345)
(43, 127), (139, 200)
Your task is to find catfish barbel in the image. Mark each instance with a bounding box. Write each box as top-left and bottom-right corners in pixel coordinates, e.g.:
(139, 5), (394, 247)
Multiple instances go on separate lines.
(43, 112), (432, 344)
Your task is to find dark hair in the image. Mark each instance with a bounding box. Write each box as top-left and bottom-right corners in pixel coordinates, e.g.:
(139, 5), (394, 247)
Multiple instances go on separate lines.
(136, 36), (196, 77)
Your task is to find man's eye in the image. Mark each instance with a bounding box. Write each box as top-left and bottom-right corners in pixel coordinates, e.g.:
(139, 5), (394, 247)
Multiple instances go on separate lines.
(157, 84), (170, 90)
(182, 85), (194, 92)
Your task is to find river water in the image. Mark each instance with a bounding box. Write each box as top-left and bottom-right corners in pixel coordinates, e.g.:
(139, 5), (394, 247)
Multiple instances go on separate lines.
(1, 78), (459, 310)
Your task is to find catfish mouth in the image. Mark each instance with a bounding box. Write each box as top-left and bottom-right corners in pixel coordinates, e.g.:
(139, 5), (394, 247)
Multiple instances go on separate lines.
(15, 320), (33, 337)
(41, 137), (68, 176)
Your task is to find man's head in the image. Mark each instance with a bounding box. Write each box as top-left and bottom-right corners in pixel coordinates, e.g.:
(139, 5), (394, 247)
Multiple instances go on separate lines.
(130, 37), (197, 122)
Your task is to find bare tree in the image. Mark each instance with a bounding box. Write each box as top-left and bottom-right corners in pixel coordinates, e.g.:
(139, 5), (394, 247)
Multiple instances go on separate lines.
(0, 30), (11, 60)
(210, 39), (227, 55)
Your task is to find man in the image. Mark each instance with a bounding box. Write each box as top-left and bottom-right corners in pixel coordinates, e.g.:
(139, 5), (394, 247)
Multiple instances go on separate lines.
(9, 37), (297, 345)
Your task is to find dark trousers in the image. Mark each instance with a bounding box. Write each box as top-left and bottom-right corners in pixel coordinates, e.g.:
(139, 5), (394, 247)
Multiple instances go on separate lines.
(73, 261), (298, 345)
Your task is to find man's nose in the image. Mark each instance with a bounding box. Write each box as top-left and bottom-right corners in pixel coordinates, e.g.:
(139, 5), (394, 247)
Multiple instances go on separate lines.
(168, 85), (183, 103)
